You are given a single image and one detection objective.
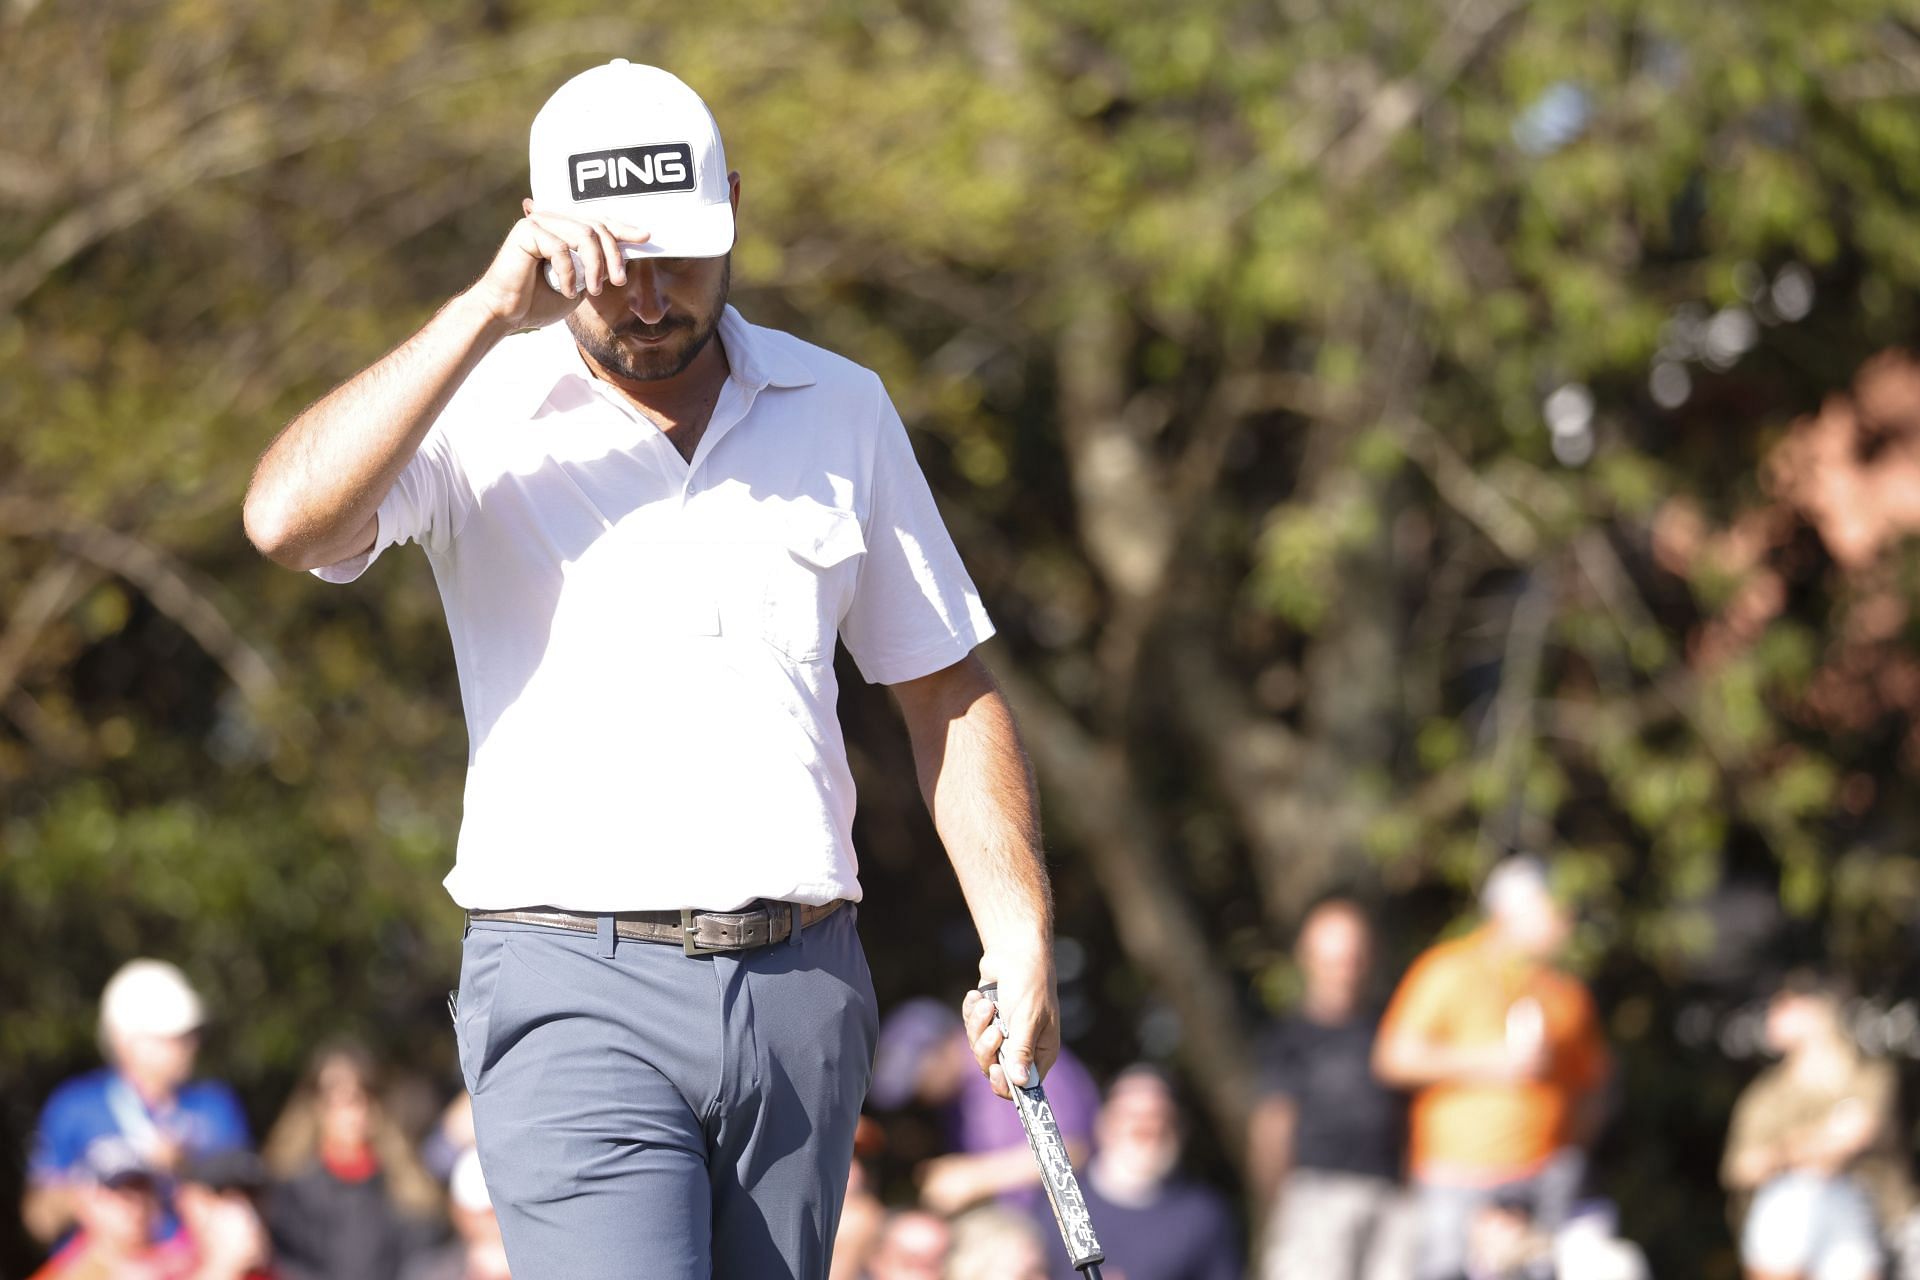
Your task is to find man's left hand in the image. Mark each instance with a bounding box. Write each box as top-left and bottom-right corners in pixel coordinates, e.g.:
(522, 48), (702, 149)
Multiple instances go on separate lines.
(963, 954), (1060, 1100)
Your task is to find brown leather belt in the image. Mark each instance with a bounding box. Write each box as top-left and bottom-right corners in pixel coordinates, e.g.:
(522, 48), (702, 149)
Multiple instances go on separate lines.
(467, 898), (848, 956)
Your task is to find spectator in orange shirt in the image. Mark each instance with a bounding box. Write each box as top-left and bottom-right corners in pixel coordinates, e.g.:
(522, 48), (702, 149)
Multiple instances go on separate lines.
(1373, 857), (1611, 1280)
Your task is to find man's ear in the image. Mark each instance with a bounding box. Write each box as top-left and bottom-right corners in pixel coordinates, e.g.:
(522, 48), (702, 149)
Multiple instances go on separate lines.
(728, 171), (741, 217)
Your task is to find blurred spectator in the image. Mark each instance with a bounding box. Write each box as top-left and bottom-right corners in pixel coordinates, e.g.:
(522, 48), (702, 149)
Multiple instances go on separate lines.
(944, 1207), (1048, 1280)
(869, 999), (1098, 1215)
(865, 1209), (950, 1280)
(831, 1154), (885, 1280)
(23, 960), (251, 1245)
(399, 1150), (508, 1280)
(1373, 858), (1611, 1280)
(1721, 972), (1909, 1280)
(27, 1138), (192, 1279)
(1458, 1196), (1548, 1280)
(1039, 1067), (1238, 1280)
(1551, 1209), (1649, 1280)
(175, 1151), (278, 1280)
(262, 1041), (443, 1280)
(1451, 1200), (1650, 1280)
(1250, 899), (1412, 1280)
(418, 1095), (476, 1186)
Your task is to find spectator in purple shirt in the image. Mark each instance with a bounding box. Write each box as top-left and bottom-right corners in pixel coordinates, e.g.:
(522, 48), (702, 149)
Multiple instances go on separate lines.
(23, 960), (251, 1246)
(1039, 1067), (1240, 1280)
(868, 998), (1098, 1215)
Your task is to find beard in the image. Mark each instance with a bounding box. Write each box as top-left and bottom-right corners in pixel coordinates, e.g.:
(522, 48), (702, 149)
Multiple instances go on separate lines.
(566, 257), (730, 382)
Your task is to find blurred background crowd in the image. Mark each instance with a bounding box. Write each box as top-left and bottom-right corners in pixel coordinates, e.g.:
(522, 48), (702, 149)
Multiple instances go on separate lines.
(8, 0), (1920, 1276)
(18, 854), (1920, 1279)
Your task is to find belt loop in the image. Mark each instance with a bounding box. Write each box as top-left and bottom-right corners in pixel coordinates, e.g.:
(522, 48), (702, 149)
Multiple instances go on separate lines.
(596, 913), (617, 958)
(789, 902), (804, 949)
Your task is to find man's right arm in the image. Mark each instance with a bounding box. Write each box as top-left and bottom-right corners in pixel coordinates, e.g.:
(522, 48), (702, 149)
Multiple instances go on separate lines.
(242, 203), (648, 570)
(1371, 955), (1543, 1089)
(1372, 1034), (1540, 1088)
(242, 294), (508, 570)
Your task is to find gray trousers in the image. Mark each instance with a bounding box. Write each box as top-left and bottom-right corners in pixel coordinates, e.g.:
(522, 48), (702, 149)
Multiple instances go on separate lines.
(1261, 1168), (1417, 1280)
(455, 905), (878, 1280)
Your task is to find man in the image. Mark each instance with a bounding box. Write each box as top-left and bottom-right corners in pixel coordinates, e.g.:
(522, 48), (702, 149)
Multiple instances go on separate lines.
(241, 60), (1055, 1280)
(1722, 972), (1907, 1280)
(1037, 1067), (1239, 1280)
(1250, 900), (1411, 1280)
(1373, 857), (1611, 1280)
(25, 960), (251, 1244)
(869, 998), (1097, 1215)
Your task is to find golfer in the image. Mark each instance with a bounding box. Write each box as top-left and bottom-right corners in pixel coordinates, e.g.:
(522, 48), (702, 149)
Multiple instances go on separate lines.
(242, 60), (1057, 1279)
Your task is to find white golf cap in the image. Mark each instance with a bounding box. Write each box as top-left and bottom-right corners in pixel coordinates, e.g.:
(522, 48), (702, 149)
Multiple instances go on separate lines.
(449, 1148), (492, 1213)
(99, 958), (205, 1038)
(528, 60), (734, 260)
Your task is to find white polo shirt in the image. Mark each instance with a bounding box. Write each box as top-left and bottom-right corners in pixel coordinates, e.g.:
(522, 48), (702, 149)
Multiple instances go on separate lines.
(315, 306), (994, 911)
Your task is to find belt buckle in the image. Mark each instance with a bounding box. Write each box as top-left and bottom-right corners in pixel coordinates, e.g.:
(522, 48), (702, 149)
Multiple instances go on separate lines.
(682, 908), (725, 957)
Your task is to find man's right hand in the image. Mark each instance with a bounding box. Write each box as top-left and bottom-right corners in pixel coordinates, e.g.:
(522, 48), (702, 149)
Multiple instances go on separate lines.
(463, 202), (652, 331)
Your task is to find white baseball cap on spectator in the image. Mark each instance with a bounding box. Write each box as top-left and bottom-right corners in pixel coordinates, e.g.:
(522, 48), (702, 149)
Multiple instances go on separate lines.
(528, 60), (735, 261)
(100, 959), (205, 1039)
(450, 1147), (493, 1213)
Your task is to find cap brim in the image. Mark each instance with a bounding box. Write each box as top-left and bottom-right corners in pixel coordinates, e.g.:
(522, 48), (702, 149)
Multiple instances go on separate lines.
(604, 198), (734, 259)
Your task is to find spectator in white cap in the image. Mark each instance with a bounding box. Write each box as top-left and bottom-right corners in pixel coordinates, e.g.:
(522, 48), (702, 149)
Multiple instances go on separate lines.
(23, 959), (251, 1245)
(400, 1149), (508, 1280)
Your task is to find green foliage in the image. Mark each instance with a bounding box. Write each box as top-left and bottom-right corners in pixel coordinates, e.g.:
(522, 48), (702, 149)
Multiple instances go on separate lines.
(5, 0), (1920, 1273)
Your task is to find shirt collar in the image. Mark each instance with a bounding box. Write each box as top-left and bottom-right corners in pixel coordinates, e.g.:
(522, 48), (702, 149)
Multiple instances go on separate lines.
(716, 305), (816, 391)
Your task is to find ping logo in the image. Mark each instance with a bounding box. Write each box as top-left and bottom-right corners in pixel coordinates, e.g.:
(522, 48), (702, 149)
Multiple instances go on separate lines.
(568, 143), (696, 201)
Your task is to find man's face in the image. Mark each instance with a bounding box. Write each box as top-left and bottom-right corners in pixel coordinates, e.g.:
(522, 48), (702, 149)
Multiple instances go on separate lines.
(1766, 992), (1835, 1055)
(112, 1029), (198, 1094)
(1299, 905), (1372, 1016)
(1496, 892), (1571, 960)
(76, 1179), (158, 1249)
(566, 253), (731, 383)
(869, 1212), (949, 1280)
(1096, 1075), (1182, 1182)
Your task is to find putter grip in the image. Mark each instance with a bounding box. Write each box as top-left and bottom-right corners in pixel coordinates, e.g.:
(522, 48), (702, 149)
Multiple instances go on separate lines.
(979, 983), (1105, 1271)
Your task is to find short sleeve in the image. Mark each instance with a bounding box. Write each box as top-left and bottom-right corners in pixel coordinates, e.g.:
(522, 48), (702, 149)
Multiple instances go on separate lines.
(1552, 982), (1610, 1094)
(310, 420), (474, 584)
(838, 381), (995, 684)
(1378, 948), (1456, 1046)
(27, 1085), (91, 1182)
(1721, 1074), (1784, 1189)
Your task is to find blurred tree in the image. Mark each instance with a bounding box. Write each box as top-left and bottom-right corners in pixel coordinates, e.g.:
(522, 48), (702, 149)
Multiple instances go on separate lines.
(5, 0), (1920, 1273)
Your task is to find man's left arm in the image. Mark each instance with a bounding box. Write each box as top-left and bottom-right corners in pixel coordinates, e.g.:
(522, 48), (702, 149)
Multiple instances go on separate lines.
(890, 652), (1058, 1101)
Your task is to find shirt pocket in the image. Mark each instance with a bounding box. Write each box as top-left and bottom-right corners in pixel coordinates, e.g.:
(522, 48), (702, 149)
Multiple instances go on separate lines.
(760, 501), (866, 663)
